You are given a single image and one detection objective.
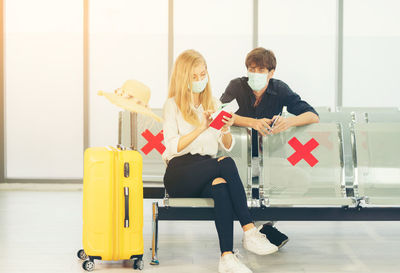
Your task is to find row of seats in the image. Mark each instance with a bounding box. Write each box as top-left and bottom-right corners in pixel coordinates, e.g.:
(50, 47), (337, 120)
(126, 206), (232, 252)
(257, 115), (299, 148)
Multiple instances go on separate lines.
(120, 107), (400, 207)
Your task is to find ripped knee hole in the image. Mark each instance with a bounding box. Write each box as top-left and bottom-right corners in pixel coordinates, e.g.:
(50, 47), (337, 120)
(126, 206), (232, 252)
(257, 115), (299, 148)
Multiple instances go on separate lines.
(217, 156), (227, 162)
(212, 178), (227, 185)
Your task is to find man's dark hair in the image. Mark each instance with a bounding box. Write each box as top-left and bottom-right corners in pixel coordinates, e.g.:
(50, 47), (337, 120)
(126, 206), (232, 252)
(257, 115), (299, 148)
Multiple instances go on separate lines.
(245, 47), (276, 71)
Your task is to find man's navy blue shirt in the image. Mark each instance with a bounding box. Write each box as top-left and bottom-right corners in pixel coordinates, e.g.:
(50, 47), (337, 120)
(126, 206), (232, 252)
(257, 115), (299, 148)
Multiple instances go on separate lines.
(220, 77), (319, 156)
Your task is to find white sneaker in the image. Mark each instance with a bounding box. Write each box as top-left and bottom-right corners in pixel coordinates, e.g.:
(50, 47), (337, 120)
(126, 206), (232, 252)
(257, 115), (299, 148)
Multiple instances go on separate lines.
(242, 226), (278, 255)
(218, 250), (252, 273)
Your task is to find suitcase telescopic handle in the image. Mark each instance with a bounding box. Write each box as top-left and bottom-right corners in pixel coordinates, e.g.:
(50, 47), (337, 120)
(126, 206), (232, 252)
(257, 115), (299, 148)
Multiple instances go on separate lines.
(124, 187), (129, 228)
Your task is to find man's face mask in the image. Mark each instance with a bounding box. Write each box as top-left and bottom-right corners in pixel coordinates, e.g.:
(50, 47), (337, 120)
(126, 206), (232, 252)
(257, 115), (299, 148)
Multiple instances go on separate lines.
(189, 75), (208, 93)
(247, 72), (268, 92)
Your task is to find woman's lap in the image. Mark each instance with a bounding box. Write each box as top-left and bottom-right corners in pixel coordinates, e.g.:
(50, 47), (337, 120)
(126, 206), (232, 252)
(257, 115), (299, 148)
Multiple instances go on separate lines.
(164, 155), (220, 198)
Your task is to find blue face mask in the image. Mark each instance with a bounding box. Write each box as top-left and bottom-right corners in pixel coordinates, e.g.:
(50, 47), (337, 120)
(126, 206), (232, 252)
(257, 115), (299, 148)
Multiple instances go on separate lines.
(189, 75), (208, 93)
(247, 72), (268, 92)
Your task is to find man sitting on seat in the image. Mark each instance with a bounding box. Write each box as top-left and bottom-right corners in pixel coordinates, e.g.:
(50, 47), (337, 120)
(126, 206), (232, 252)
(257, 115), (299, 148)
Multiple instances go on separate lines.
(220, 47), (319, 249)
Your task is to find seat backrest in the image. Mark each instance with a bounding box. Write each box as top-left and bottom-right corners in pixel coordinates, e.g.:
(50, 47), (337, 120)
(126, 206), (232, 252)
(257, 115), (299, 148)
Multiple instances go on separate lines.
(136, 109), (166, 183)
(120, 109), (166, 183)
(352, 122), (400, 205)
(336, 106), (399, 113)
(283, 106), (330, 118)
(318, 112), (355, 188)
(217, 126), (251, 190)
(121, 110), (251, 188)
(261, 123), (351, 205)
(364, 111), (400, 123)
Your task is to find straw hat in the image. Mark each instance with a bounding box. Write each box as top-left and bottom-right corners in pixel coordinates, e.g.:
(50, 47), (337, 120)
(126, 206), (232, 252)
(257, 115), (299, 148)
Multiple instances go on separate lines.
(98, 80), (163, 122)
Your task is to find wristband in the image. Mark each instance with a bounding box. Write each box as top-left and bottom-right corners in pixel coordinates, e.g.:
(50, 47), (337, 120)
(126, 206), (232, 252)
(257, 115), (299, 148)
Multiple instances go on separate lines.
(221, 127), (231, 135)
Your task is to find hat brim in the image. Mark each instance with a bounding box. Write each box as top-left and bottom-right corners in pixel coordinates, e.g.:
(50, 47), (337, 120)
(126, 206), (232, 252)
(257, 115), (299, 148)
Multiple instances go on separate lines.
(99, 92), (163, 123)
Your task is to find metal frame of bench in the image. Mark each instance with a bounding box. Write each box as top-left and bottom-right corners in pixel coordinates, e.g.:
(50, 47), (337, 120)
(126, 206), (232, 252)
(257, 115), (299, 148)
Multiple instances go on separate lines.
(117, 109), (400, 266)
(149, 118), (400, 266)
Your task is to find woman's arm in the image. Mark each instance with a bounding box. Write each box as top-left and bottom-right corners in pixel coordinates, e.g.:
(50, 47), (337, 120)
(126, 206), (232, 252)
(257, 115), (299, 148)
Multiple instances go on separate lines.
(218, 112), (235, 151)
(220, 127), (233, 150)
(177, 127), (204, 153)
(177, 110), (213, 152)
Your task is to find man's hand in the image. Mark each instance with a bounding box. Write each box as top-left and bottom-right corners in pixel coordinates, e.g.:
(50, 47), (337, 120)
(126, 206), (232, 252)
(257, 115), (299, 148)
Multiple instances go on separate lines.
(251, 118), (273, 136)
(270, 116), (293, 134)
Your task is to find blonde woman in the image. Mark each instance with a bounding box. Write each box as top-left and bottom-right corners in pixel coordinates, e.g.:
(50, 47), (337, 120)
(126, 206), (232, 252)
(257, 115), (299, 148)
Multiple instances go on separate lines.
(162, 50), (278, 273)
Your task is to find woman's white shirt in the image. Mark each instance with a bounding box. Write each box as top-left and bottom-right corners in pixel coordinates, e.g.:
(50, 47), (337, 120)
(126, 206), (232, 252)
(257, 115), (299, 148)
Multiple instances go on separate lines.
(162, 97), (235, 162)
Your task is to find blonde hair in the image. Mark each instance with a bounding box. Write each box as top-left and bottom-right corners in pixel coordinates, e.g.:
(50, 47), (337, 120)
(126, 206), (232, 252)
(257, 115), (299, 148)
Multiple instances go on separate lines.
(168, 49), (216, 126)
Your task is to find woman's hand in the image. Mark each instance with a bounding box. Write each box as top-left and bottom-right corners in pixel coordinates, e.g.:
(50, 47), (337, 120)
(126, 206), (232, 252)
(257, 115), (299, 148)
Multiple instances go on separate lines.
(199, 110), (214, 131)
(221, 112), (234, 133)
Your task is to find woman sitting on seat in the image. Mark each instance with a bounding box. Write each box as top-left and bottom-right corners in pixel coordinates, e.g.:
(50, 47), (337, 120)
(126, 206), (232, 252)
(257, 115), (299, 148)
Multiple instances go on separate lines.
(162, 49), (278, 273)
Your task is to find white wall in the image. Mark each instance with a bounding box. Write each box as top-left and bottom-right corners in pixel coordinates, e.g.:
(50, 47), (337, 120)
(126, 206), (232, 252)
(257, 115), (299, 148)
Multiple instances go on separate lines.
(343, 0), (400, 107)
(174, 0), (253, 98)
(258, 0), (337, 109)
(89, 0), (168, 148)
(5, 0), (83, 178)
(3, 0), (400, 179)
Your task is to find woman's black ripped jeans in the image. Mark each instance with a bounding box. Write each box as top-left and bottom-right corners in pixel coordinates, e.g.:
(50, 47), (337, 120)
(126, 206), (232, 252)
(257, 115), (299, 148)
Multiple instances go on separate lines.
(164, 153), (253, 253)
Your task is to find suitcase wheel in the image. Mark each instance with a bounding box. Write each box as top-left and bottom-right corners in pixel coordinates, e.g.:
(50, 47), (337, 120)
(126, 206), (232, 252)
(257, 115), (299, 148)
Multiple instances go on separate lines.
(82, 260), (95, 271)
(77, 249), (88, 260)
(133, 259), (144, 270)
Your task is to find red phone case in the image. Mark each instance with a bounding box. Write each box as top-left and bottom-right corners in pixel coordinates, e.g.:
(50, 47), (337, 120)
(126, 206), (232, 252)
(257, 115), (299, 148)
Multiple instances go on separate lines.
(209, 110), (232, 130)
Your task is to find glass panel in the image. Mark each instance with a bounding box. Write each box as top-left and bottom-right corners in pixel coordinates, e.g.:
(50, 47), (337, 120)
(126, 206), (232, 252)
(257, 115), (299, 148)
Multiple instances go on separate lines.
(337, 107), (399, 113)
(354, 123), (400, 205)
(5, 0), (83, 178)
(343, 0), (400, 107)
(136, 109), (166, 183)
(133, 112), (250, 186)
(89, 1), (168, 147)
(174, 0), (252, 98)
(318, 112), (355, 188)
(364, 112), (400, 123)
(218, 127), (251, 189)
(258, 0), (337, 109)
(262, 123), (351, 205)
(284, 106), (331, 118)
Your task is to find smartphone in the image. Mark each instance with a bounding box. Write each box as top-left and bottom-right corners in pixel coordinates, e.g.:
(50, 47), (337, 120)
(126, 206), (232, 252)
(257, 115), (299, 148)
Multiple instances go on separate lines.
(268, 112), (282, 132)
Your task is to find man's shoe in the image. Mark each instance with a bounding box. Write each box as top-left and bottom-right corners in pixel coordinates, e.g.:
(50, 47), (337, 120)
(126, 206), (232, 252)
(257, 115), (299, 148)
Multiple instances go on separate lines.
(259, 223), (289, 249)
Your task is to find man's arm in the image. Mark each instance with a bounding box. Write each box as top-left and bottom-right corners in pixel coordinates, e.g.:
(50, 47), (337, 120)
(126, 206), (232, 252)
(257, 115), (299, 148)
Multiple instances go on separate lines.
(220, 79), (238, 104)
(288, 111), (319, 126)
(233, 114), (254, 127)
(271, 111), (319, 134)
(271, 81), (319, 134)
(233, 114), (272, 136)
(283, 82), (319, 119)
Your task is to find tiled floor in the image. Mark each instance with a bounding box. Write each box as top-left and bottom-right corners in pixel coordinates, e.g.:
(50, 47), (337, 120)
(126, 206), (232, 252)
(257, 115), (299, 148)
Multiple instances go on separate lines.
(0, 190), (399, 273)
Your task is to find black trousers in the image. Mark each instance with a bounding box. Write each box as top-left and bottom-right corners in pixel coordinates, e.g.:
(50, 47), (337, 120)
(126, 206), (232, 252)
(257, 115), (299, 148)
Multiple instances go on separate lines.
(164, 153), (253, 253)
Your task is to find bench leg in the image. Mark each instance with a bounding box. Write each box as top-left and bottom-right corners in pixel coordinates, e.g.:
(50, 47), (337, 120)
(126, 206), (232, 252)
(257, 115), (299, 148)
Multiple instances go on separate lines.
(150, 201), (159, 265)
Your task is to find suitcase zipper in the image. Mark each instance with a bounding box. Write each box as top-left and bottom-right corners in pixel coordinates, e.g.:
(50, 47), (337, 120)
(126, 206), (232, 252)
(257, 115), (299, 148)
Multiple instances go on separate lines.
(111, 146), (120, 261)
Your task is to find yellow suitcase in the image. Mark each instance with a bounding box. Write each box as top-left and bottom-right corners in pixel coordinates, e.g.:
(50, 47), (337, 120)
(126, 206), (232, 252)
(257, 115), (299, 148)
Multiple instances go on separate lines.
(77, 146), (144, 271)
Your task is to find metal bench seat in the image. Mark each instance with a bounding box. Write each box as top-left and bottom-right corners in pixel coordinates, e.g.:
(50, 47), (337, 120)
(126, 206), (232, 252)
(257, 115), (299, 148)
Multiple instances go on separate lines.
(260, 123), (353, 206)
(165, 198), (214, 207)
(352, 122), (400, 205)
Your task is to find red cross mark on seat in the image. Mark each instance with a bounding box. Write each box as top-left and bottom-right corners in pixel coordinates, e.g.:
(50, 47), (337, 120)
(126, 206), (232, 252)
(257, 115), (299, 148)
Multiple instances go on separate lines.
(287, 137), (319, 167)
(141, 129), (166, 155)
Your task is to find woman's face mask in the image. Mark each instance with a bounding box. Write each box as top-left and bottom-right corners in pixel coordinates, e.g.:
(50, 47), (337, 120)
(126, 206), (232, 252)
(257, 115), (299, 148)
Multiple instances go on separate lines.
(247, 71), (268, 92)
(190, 75), (208, 93)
